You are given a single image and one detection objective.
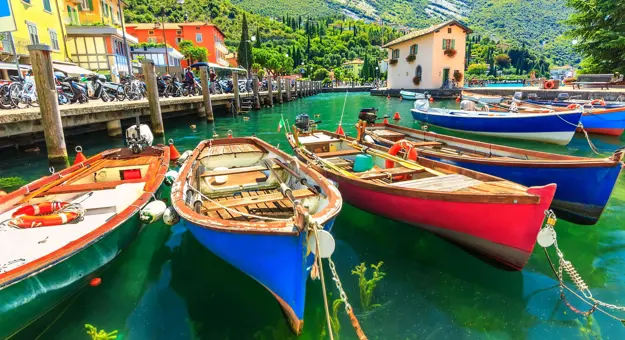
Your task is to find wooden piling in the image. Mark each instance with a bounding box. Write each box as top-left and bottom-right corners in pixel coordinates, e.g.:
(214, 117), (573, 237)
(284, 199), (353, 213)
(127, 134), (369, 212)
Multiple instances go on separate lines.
(142, 59), (164, 136)
(277, 76), (283, 103)
(294, 80), (298, 99)
(232, 72), (240, 113)
(199, 66), (213, 121)
(28, 44), (68, 167)
(252, 75), (260, 109)
(106, 119), (122, 137)
(267, 75), (274, 107)
(286, 79), (292, 101)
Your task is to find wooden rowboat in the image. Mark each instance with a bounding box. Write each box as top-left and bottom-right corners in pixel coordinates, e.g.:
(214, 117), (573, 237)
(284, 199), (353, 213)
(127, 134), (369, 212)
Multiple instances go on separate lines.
(364, 123), (624, 225)
(0, 145), (170, 338)
(286, 128), (556, 270)
(171, 137), (342, 334)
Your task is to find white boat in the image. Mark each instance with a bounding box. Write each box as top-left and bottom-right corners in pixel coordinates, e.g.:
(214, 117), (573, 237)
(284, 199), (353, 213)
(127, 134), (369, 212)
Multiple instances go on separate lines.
(399, 90), (427, 100)
(461, 91), (504, 104)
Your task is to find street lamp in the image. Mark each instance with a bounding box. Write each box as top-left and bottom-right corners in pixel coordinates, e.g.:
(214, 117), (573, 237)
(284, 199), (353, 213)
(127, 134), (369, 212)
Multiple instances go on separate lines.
(243, 35), (256, 78)
(160, 0), (185, 74)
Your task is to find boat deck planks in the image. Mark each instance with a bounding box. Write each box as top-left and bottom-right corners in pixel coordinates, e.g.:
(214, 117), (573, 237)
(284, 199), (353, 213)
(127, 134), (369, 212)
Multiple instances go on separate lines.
(200, 143), (263, 158)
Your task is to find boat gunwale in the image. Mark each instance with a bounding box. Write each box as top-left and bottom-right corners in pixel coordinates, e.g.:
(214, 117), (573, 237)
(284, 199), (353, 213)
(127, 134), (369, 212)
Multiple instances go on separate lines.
(366, 123), (622, 168)
(171, 137), (342, 236)
(0, 146), (170, 288)
(287, 130), (545, 205)
(411, 107), (584, 120)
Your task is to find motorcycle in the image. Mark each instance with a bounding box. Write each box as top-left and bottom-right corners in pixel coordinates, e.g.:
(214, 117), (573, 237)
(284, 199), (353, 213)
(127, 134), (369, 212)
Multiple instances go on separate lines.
(57, 74), (88, 104)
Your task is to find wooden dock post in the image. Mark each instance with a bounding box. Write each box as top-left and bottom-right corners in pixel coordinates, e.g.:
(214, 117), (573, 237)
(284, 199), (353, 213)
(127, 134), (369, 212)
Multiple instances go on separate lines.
(294, 80), (298, 99)
(267, 75), (274, 107)
(307, 81), (311, 96)
(200, 66), (213, 121)
(232, 72), (240, 113)
(142, 59), (164, 136)
(106, 119), (122, 137)
(252, 75), (261, 109)
(286, 79), (292, 101)
(277, 76), (283, 103)
(28, 44), (68, 167)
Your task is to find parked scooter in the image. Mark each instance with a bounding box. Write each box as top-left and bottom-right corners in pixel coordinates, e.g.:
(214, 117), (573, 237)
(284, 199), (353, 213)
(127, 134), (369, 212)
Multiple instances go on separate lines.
(56, 73), (89, 104)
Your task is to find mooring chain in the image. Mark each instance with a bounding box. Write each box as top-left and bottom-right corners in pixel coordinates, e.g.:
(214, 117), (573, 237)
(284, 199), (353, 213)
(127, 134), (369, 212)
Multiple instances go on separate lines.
(540, 210), (625, 322)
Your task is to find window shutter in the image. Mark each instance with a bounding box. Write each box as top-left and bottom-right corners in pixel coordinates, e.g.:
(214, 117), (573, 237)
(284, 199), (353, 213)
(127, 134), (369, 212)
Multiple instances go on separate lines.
(452, 39), (455, 49)
(87, 0), (93, 10)
(442, 39), (446, 49)
(416, 44), (418, 54)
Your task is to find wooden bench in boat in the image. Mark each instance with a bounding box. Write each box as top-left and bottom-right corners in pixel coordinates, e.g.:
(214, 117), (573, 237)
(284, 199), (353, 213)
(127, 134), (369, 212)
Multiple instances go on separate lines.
(200, 164), (281, 177)
(200, 143), (263, 158)
(372, 129), (406, 142)
(37, 178), (146, 196)
(316, 149), (361, 158)
(356, 167), (425, 180)
(202, 188), (316, 212)
(388, 174), (483, 192)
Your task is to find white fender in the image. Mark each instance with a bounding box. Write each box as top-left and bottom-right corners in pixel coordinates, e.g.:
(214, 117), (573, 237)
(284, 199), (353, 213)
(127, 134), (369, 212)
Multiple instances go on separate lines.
(140, 200), (167, 224)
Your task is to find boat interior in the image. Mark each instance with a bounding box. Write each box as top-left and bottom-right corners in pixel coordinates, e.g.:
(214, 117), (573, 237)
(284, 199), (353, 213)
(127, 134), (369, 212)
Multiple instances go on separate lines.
(294, 132), (533, 197)
(184, 141), (332, 223)
(365, 125), (580, 162)
(0, 148), (162, 276)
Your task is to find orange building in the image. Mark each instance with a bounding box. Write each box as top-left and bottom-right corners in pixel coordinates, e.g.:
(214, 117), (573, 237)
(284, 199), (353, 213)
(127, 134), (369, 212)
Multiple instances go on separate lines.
(125, 22), (228, 67)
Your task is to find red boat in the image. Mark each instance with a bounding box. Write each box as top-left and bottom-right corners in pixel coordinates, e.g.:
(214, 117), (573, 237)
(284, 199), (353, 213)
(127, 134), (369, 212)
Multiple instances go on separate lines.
(286, 126), (556, 270)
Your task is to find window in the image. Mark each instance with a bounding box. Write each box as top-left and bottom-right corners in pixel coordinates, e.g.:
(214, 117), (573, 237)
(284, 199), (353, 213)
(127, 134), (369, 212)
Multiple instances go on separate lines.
(409, 44), (418, 55)
(26, 22), (39, 44)
(416, 65), (422, 78)
(196, 33), (203, 42)
(391, 49), (399, 59)
(43, 0), (52, 12)
(175, 37), (183, 45)
(147, 37), (157, 43)
(442, 39), (455, 50)
(176, 30), (182, 35)
(148, 30), (154, 35)
(448, 27), (452, 34)
(49, 30), (59, 50)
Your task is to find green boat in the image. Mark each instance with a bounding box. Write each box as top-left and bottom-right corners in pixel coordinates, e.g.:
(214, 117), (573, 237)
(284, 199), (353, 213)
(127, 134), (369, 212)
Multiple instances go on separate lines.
(0, 145), (170, 338)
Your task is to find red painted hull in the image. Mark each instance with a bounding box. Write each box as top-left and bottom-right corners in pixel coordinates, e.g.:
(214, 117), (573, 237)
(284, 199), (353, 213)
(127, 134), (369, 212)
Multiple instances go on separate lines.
(577, 127), (624, 137)
(335, 178), (556, 270)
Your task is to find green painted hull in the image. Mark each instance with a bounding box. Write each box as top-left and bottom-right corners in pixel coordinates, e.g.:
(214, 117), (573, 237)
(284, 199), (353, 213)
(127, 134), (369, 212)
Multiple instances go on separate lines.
(0, 199), (156, 338)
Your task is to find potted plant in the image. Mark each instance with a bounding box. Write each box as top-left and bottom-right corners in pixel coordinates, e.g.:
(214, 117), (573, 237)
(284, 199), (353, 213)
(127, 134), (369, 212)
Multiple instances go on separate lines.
(412, 76), (421, 86)
(406, 55), (416, 62)
(389, 58), (398, 66)
(444, 48), (457, 58)
(453, 71), (463, 83)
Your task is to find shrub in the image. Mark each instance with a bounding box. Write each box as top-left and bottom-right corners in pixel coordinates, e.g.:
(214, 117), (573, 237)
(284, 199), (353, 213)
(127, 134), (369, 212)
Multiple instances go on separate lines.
(405, 55), (416, 62)
(444, 49), (457, 58)
(389, 58), (398, 65)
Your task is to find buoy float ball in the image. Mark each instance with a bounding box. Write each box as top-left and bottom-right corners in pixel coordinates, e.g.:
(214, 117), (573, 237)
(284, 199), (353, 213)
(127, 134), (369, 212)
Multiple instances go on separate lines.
(393, 112), (401, 120)
(168, 139), (181, 161)
(90, 278), (102, 287)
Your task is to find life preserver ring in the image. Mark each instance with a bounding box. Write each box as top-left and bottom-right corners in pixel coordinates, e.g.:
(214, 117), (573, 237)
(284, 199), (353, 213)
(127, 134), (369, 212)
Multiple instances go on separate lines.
(544, 80), (555, 89)
(567, 104), (581, 110)
(590, 99), (606, 106)
(10, 202), (80, 228)
(385, 140), (418, 180)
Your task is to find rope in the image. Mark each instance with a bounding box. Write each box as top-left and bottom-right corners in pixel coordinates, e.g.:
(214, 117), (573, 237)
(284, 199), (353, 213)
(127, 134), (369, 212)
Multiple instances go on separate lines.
(338, 90), (348, 126)
(552, 112), (603, 156)
(312, 222), (335, 340)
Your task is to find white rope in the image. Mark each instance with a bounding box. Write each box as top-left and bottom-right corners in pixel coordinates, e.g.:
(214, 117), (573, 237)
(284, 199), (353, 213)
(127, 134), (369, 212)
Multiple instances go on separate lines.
(338, 90), (348, 125)
(552, 112), (603, 155)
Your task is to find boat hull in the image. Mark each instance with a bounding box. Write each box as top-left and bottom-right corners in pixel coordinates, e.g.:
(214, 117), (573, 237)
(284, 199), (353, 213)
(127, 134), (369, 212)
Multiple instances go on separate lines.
(399, 91), (424, 100)
(526, 99), (625, 110)
(578, 108), (625, 136)
(184, 217), (336, 333)
(0, 209), (147, 339)
(411, 109), (581, 145)
(314, 172), (554, 270)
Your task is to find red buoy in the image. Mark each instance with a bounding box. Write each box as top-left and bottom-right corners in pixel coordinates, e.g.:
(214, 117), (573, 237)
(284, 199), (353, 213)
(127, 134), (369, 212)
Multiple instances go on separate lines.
(429, 97), (434, 102)
(456, 96), (461, 102)
(168, 139), (181, 161)
(89, 277), (102, 287)
(383, 117), (389, 124)
(73, 146), (87, 165)
(393, 112), (401, 120)
(335, 123), (345, 136)
(386, 95), (390, 99)
(228, 130), (233, 138)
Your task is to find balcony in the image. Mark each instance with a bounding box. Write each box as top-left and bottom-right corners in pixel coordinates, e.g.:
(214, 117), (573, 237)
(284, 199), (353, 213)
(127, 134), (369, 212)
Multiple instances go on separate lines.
(0, 35), (31, 56)
(65, 17), (138, 44)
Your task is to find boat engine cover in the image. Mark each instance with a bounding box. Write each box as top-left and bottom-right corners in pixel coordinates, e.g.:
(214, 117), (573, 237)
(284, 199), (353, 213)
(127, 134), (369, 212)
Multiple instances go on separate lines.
(414, 99), (430, 111)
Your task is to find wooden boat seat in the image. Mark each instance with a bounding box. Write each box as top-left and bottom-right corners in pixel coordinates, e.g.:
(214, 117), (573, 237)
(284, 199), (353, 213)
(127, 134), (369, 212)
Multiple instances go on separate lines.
(316, 149), (361, 158)
(202, 188), (315, 212)
(200, 143), (263, 158)
(38, 178), (145, 196)
(389, 174), (482, 192)
(201, 164), (280, 177)
(357, 167), (425, 180)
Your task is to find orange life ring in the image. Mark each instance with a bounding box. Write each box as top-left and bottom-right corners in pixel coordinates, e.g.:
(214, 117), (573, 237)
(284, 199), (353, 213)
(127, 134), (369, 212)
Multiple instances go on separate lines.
(544, 80), (555, 89)
(10, 202), (80, 228)
(385, 140), (418, 180)
(567, 104), (580, 110)
(590, 99), (606, 106)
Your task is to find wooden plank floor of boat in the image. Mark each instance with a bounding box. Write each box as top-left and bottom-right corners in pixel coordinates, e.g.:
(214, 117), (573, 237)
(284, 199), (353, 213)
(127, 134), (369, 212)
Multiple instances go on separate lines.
(204, 188), (306, 222)
(200, 143), (262, 158)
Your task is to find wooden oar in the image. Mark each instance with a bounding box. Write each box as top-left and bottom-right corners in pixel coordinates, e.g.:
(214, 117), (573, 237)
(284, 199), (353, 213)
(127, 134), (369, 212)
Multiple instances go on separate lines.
(341, 138), (445, 176)
(297, 146), (359, 179)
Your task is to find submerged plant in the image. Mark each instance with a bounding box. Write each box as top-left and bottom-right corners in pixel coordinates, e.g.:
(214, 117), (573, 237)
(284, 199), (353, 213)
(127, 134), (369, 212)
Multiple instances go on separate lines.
(330, 298), (344, 340)
(575, 315), (603, 340)
(85, 324), (118, 340)
(351, 261), (386, 311)
(0, 176), (26, 190)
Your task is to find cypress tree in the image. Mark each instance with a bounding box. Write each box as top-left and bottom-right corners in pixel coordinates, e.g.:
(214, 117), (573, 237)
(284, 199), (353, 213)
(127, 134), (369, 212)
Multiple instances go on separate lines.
(237, 13), (253, 73)
(254, 27), (261, 48)
(306, 35), (311, 61)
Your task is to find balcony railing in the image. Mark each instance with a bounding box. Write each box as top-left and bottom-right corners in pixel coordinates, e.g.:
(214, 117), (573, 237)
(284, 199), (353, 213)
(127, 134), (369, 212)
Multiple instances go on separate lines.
(65, 16), (121, 28)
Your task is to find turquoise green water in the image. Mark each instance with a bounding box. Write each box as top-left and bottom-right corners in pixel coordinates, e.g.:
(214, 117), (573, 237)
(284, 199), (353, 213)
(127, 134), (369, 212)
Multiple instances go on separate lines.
(3, 93), (625, 339)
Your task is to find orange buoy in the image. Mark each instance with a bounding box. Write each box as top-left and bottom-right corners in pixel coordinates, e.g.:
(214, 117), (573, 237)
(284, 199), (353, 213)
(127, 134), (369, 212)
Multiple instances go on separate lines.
(168, 139), (181, 161)
(73, 146), (87, 165)
(386, 94), (390, 99)
(590, 99), (606, 106)
(455, 96), (461, 102)
(393, 112), (401, 120)
(228, 130), (233, 138)
(335, 123), (345, 136)
(544, 80), (555, 89)
(383, 117), (389, 124)
(9, 201), (80, 228)
(429, 97), (434, 102)
(89, 278), (102, 287)
(385, 140), (418, 180)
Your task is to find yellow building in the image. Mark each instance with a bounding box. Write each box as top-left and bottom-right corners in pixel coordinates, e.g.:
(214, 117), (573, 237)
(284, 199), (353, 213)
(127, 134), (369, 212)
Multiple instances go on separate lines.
(342, 59), (364, 78)
(0, 0), (69, 78)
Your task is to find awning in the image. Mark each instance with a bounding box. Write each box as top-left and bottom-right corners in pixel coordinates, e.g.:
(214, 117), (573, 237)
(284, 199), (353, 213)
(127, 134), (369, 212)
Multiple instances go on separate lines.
(52, 62), (94, 76)
(190, 62), (247, 74)
(0, 62), (31, 70)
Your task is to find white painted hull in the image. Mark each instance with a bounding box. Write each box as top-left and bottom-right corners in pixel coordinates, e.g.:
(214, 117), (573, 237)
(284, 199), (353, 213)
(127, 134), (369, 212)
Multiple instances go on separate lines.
(441, 128), (575, 145)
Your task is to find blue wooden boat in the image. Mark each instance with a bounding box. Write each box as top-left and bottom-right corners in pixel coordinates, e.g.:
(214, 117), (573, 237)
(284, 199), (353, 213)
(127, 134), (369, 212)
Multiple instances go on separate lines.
(525, 98), (625, 109)
(411, 100), (583, 145)
(364, 123), (624, 225)
(171, 137), (342, 334)
(399, 90), (426, 100)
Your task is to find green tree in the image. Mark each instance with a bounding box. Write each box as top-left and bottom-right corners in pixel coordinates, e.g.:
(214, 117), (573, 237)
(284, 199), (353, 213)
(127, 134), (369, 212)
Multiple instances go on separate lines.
(495, 53), (512, 69)
(178, 40), (208, 64)
(467, 63), (488, 75)
(254, 27), (261, 48)
(313, 68), (329, 80)
(237, 13), (253, 73)
(566, 0), (625, 74)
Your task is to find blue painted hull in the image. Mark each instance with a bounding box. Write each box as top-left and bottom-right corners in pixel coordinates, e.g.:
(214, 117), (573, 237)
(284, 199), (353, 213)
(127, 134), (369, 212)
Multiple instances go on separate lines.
(411, 109), (582, 145)
(420, 156), (621, 224)
(580, 109), (625, 130)
(184, 217), (336, 325)
(526, 99), (625, 109)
